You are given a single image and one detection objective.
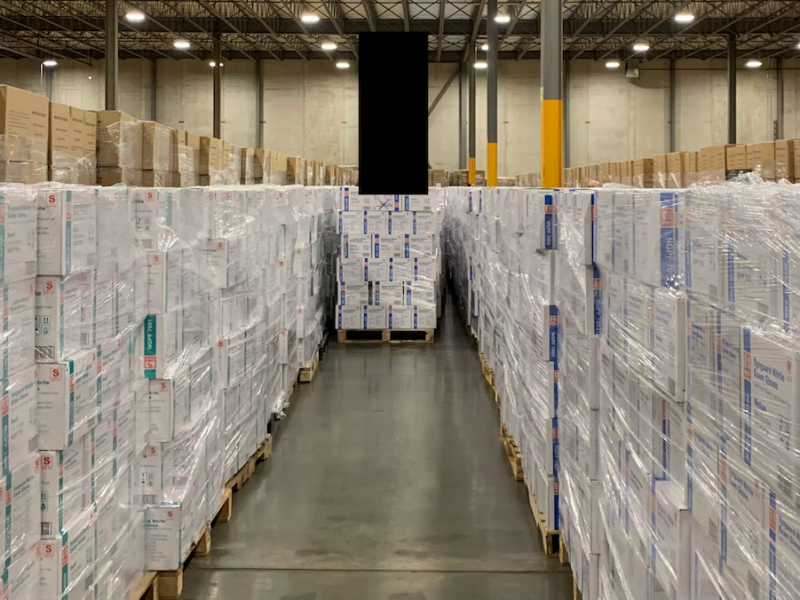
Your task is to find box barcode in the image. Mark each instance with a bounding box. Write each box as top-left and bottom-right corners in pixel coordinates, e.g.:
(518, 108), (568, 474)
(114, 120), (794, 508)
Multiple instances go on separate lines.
(36, 346), (55, 361)
(25, 261), (36, 275)
(143, 494), (157, 505)
(41, 522), (52, 536)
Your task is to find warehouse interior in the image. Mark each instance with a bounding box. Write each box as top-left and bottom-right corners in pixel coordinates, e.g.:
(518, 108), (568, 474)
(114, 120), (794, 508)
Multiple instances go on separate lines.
(1, 1), (800, 600)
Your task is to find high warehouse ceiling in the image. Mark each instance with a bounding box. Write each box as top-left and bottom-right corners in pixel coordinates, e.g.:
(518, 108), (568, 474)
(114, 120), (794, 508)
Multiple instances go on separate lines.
(0, 0), (798, 63)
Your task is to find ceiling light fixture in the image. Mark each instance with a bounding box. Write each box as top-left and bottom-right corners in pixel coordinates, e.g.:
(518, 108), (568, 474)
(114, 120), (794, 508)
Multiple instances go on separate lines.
(474, 60), (488, 69)
(674, 12), (694, 24)
(632, 41), (650, 52)
(173, 39), (191, 50)
(494, 13), (511, 23)
(745, 59), (763, 68)
(125, 9), (146, 23)
(605, 60), (621, 69)
(481, 43), (489, 51)
(301, 12), (320, 23)
(321, 41), (337, 51)
(209, 61), (216, 67)
(42, 59), (58, 67)
(336, 60), (350, 69)
(88, 76), (92, 80)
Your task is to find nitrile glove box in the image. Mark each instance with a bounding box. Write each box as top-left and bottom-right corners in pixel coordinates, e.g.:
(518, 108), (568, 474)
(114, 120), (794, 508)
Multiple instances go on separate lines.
(3, 454), (40, 563)
(216, 330), (245, 389)
(720, 453), (767, 600)
(5, 545), (38, 600)
(400, 194), (432, 212)
(132, 187), (173, 249)
(2, 364), (37, 476)
(142, 311), (182, 379)
(341, 233), (371, 259)
(372, 234), (406, 260)
(145, 503), (205, 571)
(407, 234), (436, 257)
(0, 278), (35, 378)
(686, 409), (720, 556)
(372, 281), (403, 306)
(740, 328), (800, 497)
(203, 237), (244, 289)
(411, 256), (437, 283)
(336, 305), (362, 329)
(0, 186), (37, 286)
(364, 258), (388, 282)
(649, 289), (686, 402)
(373, 195), (399, 211)
(37, 350), (97, 450)
(337, 210), (365, 235)
(533, 190), (557, 251)
(411, 211), (437, 235)
(611, 190), (633, 275)
(386, 211), (412, 235)
(148, 369), (191, 443)
(387, 305), (412, 329)
(337, 281), (368, 306)
(651, 481), (691, 600)
(40, 507), (95, 600)
(147, 248), (183, 315)
(687, 300), (716, 415)
(337, 258), (364, 284)
(35, 274), (90, 363)
(337, 187), (371, 211)
(717, 311), (742, 450)
(414, 305), (437, 329)
(40, 436), (91, 538)
(771, 490), (800, 600)
(594, 189), (614, 271)
(403, 280), (435, 306)
(365, 211), (387, 235)
(632, 190), (682, 289)
(685, 190), (725, 306)
(37, 188), (97, 277)
(364, 305), (387, 329)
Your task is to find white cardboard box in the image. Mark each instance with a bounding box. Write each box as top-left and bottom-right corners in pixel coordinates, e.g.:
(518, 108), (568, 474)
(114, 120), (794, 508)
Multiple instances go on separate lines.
(35, 274), (89, 363)
(142, 311), (182, 380)
(147, 248), (183, 314)
(37, 188), (97, 276)
(336, 305), (361, 330)
(633, 190), (683, 289)
(0, 187), (37, 286)
(40, 508), (95, 599)
(40, 435), (91, 538)
(364, 305), (387, 329)
(341, 234), (371, 259)
(2, 364), (37, 476)
(4, 454), (40, 562)
(1, 279), (35, 379)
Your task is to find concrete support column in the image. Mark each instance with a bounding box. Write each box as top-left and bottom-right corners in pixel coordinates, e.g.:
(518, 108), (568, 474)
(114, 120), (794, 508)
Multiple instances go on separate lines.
(728, 34), (737, 144)
(540, 0), (562, 188)
(486, 0), (498, 187)
(213, 36), (222, 139)
(256, 60), (264, 148)
(459, 63), (468, 170)
(669, 58), (676, 152)
(151, 59), (157, 121)
(777, 57), (784, 141)
(468, 45), (476, 185)
(105, 0), (118, 110)
(563, 59), (570, 168)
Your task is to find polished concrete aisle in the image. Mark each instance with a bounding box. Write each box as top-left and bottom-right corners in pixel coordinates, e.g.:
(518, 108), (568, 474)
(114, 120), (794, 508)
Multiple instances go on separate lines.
(183, 298), (573, 599)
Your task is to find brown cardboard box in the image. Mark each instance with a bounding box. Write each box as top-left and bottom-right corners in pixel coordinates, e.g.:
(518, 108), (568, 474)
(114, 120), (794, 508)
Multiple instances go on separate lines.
(0, 85), (49, 145)
(141, 121), (172, 172)
(254, 148), (266, 181)
(221, 141), (231, 168)
(68, 107), (84, 159)
(746, 141), (776, 180)
(287, 157), (303, 184)
(48, 102), (71, 165)
(654, 154), (668, 187)
(141, 170), (170, 187)
(199, 137), (222, 174)
(94, 110), (142, 169)
(82, 111), (97, 158)
(97, 167), (142, 187)
(666, 152), (685, 187)
(241, 147), (255, 184)
(726, 144), (747, 171)
(1, 161), (46, 184)
(775, 139), (797, 180)
(170, 130), (187, 172)
(185, 132), (200, 150)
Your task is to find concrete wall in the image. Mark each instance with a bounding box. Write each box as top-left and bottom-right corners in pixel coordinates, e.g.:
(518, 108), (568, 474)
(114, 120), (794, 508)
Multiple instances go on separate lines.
(0, 56), (792, 174)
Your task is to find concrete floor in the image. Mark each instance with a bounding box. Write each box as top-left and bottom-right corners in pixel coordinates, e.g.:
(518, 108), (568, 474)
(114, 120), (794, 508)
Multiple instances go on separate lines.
(183, 297), (573, 600)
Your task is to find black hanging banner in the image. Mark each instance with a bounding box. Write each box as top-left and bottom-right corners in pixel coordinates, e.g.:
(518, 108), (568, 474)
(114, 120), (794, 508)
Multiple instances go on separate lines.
(358, 32), (429, 195)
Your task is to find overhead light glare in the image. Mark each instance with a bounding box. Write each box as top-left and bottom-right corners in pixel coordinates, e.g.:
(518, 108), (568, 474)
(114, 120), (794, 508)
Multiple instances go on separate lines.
(474, 60), (488, 69)
(209, 61), (216, 67)
(494, 13), (511, 23)
(745, 59), (762, 68)
(42, 59), (58, 67)
(605, 60), (621, 69)
(321, 41), (337, 50)
(125, 9), (146, 23)
(301, 13), (320, 23)
(88, 76), (92, 80)
(173, 39), (191, 50)
(674, 12), (694, 24)
(481, 43), (489, 51)
(632, 41), (650, 52)
(336, 60), (350, 69)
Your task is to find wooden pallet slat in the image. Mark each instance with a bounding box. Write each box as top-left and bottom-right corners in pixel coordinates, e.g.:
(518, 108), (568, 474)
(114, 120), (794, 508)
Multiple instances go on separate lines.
(500, 423), (524, 481)
(559, 537), (570, 567)
(337, 328), (435, 343)
(298, 348), (320, 383)
(526, 483), (560, 557)
(158, 524), (211, 600)
(128, 571), (159, 600)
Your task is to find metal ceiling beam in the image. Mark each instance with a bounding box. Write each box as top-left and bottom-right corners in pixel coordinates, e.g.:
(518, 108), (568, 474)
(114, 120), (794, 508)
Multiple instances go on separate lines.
(606, 0), (695, 62)
(113, 0), (206, 59)
(0, 30), (92, 65)
(319, 0), (358, 60)
(710, 8), (800, 60)
(227, 0), (303, 60)
(361, 0), (378, 31)
(191, 0), (263, 60)
(0, 15), (98, 62)
(500, 0), (533, 44)
(401, 0), (411, 32)
(571, 0), (664, 61)
(436, 0), (445, 61)
(462, 0), (487, 63)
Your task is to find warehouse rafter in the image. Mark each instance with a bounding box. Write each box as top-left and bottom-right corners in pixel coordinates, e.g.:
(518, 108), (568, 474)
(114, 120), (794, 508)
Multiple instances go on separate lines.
(0, 0), (799, 61)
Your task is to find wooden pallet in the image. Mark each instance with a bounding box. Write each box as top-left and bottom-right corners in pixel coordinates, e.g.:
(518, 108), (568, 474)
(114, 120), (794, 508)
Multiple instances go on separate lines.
(480, 353), (495, 388)
(500, 423), (524, 481)
(158, 523), (212, 600)
(337, 328), (434, 343)
(215, 487), (233, 524)
(128, 571), (159, 600)
(559, 537), (570, 567)
(574, 580), (583, 600)
(527, 483), (560, 557)
(255, 435), (273, 463)
(299, 349), (319, 383)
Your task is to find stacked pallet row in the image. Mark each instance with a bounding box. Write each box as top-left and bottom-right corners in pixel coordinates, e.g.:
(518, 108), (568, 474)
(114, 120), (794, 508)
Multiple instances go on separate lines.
(0, 180), (336, 600)
(334, 188), (444, 336)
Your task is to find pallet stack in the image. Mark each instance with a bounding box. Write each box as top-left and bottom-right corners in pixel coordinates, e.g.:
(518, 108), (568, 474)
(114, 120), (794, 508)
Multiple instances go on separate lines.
(334, 187), (444, 342)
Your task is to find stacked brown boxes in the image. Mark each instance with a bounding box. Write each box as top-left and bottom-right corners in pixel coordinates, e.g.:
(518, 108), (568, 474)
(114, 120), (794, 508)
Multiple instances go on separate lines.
(326, 164), (338, 186)
(141, 121), (172, 187)
(270, 152), (287, 185)
(254, 149), (267, 183)
(241, 147), (255, 184)
(429, 169), (448, 187)
(653, 154), (668, 188)
(199, 136), (223, 186)
(305, 160), (314, 186)
(745, 142), (776, 180)
(697, 145), (731, 182)
(95, 110), (142, 186)
(287, 157), (303, 185)
(48, 102), (74, 183)
(81, 111), (97, 184)
(776, 139), (797, 182)
(169, 130), (199, 187)
(0, 85), (49, 184)
(665, 152), (686, 188)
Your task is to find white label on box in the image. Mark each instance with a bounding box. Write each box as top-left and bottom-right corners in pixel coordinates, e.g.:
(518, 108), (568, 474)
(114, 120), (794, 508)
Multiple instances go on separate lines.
(386, 211), (412, 235)
(337, 210), (365, 235)
(4, 365), (37, 476)
(341, 234), (371, 259)
(364, 305), (386, 329)
(0, 187), (37, 285)
(337, 258), (364, 284)
(37, 188), (97, 276)
(365, 211), (387, 235)
(336, 305), (361, 330)
(387, 305), (412, 329)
